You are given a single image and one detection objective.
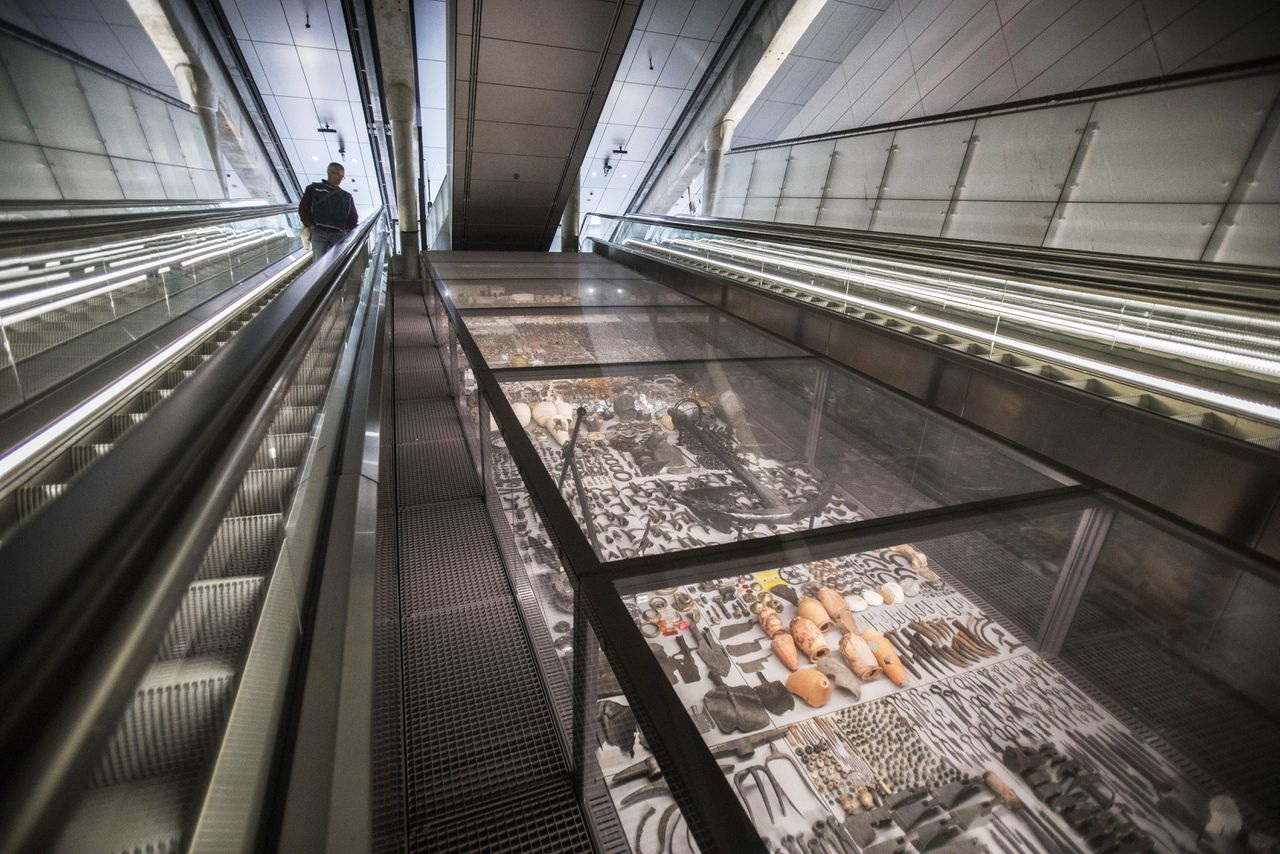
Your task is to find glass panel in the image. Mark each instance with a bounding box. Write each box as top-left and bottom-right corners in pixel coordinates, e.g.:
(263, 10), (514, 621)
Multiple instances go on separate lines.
(465, 307), (806, 368)
(0, 210), (303, 415)
(1062, 510), (1280, 830)
(603, 502), (1258, 852)
(817, 369), (1068, 519)
(499, 357), (1068, 561)
(447, 278), (693, 308)
(613, 219), (1280, 445)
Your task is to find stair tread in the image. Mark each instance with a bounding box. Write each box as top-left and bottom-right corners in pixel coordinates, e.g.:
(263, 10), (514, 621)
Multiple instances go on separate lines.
(58, 774), (192, 854)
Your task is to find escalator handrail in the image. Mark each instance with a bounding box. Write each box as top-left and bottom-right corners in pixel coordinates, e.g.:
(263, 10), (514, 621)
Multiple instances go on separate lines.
(0, 202), (296, 252)
(594, 212), (1280, 310)
(0, 210), (383, 852)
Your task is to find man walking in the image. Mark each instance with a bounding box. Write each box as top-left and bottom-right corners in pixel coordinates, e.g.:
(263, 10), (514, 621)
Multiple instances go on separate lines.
(299, 162), (358, 257)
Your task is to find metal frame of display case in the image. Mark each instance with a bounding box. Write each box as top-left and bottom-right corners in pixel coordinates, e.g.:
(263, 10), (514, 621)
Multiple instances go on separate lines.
(420, 251), (1280, 852)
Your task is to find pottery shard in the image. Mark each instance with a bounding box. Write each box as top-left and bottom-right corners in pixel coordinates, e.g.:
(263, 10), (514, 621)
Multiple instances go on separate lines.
(860, 627), (909, 686)
(771, 633), (799, 671)
(790, 616), (830, 662)
(817, 587), (849, 621)
(838, 633), (883, 682)
(787, 668), (833, 708)
(878, 581), (904, 605)
(758, 607), (785, 638)
(834, 609), (861, 636)
(796, 597), (833, 633)
(816, 656), (862, 699)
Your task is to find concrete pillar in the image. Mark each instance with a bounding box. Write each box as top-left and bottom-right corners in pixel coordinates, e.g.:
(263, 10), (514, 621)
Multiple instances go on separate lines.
(385, 81), (420, 277)
(560, 182), (580, 252)
(702, 118), (735, 217)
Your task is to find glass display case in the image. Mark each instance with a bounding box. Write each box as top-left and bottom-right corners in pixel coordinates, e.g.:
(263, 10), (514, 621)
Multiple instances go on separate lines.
(421, 251), (1280, 853)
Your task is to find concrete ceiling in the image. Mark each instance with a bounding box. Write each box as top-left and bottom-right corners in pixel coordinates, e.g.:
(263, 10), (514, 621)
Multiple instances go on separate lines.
(452, 0), (640, 250)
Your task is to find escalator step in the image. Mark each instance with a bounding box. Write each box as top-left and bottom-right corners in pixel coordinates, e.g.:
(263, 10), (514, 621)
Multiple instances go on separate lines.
(111, 412), (147, 440)
(71, 443), (114, 475)
(252, 432), (309, 470)
(91, 654), (236, 788)
(198, 513), (283, 580)
(269, 405), (318, 435)
(16, 483), (66, 521)
(56, 774), (189, 854)
(141, 388), (173, 408)
(156, 576), (264, 662)
(227, 467), (297, 519)
(284, 383), (327, 408)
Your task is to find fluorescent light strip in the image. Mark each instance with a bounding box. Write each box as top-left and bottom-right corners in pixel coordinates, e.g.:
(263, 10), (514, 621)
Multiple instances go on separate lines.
(0, 253), (310, 484)
(630, 239), (1280, 424)
(676, 239), (1280, 376)
(0, 230), (280, 314)
(2, 275), (147, 325)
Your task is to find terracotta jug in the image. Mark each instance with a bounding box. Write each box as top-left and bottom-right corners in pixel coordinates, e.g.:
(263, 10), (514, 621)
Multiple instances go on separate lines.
(817, 587), (849, 621)
(790, 617), (829, 662)
(758, 607), (785, 639)
(861, 627), (908, 686)
(771, 632), (799, 671)
(838, 633), (883, 682)
(796, 597), (833, 632)
(787, 668), (833, 708)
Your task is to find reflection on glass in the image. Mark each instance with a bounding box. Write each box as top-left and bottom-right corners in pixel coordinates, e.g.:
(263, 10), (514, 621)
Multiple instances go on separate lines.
(500, 360), (858, 560)
(0, 211), (302, 416)
(449, 279), (693, 308)
(607, 509), (1260, 852)
(466, 308), (805, 368)
(1062, 512), (1280, 830)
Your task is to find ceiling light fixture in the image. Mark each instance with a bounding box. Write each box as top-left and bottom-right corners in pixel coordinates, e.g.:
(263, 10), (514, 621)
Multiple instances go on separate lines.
(612, 144), (628, 155)
(317, 123), (337, 133)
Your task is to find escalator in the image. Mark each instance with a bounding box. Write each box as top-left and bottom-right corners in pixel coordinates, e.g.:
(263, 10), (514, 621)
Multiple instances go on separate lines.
(0, 206), (390, 852)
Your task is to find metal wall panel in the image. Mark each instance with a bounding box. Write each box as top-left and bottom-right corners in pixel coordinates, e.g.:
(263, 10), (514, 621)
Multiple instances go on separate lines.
(815, 196), (874, 229)
(780, 139), (833, 199)
(874, 198), (947, 236)
(880, 120), (974, 200)
(0, 140), (61, 199)
(825, 132), (892, 199)
(112, 157), (167, 199)
(963, 104), (1091, 202)
(170, 105), (216, 172)
(1047, 201), (1222, 258)
(0, 60), (37, 145)
(945, 200), (1055, 244)
(775, 195), (820, 225)
(78, 72), (151, 162)
(131, 95), (185, 167)
(745, 145), (789, 202)
(4, 39), (105, 155)
(43, 148), (124, 199)
(1072, 77), (1279, 203)
(1208, 203), (1280, 267)
(741, 193), (779, 222)
(156, 162), (198, 199)
(718, 151), (755, 198)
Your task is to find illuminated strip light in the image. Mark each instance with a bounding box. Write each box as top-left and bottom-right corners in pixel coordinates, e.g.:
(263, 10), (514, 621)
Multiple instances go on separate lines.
(0, 271), (73, 293)
(2, 275), (147, 325)
(696, 236), (1280, 339)
(0, 231), (275, 314)
(676, 239), (1280, 376)
(0, 253), (311, 484)
(0, 224), (230, 270)
(629, 239), (1280, 424)
(180, 231), (276, 267)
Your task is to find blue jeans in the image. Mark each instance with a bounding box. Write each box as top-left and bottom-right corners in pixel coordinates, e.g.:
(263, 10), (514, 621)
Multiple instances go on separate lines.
(311, 227), (345, 257)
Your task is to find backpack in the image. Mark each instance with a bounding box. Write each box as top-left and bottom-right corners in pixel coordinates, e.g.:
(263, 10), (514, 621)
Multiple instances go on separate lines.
(309, 182), (350, 230)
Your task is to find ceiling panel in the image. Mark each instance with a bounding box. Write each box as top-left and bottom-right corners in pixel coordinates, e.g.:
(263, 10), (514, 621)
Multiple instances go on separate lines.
(221, 0), (384, 210)
(578, 0), (743, 218)
(454, 0), (644, 247)
(477, 37), (603, 93)
(470, 82), (586, 127)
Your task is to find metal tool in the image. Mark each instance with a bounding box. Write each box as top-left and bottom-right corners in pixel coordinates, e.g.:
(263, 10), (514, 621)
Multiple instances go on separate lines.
(689, 620), (731, 678)
(672, 636), (702, 683)
(733, 763), (799, 823)
(622, 782), (671, 808)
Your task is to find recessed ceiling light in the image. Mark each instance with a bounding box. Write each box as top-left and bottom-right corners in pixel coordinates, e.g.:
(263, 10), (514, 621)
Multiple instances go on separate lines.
(311, 156), (318, 161)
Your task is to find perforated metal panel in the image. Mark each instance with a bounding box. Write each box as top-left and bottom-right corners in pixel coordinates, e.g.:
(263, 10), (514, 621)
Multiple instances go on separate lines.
(379, 278), (596, 852)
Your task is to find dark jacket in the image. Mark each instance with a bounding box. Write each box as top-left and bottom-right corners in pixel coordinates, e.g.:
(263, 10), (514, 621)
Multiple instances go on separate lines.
(299, 181), (358, 232)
